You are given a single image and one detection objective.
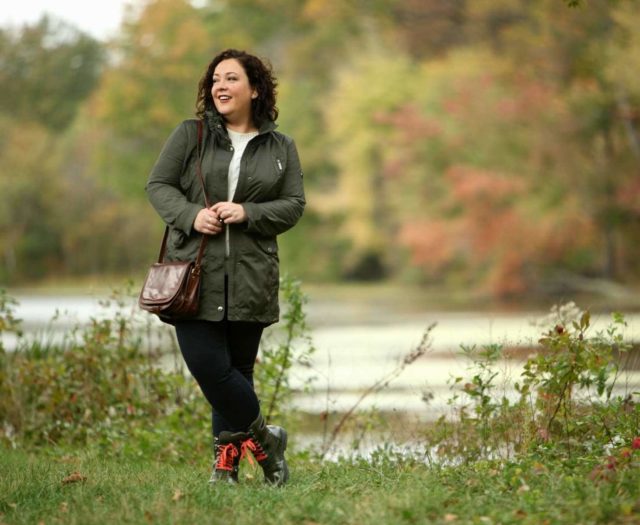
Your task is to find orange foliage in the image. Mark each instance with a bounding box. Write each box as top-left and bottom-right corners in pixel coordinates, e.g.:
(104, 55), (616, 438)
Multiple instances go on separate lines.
(374, 104), (443, 142)
(616, 175), (640, 216)
(398, 164), (596, 296)
(302, 0), (349, 21)
(441, 73), (495, 118)
(445, 165), (526, 205)
(399, 219), (461, 273)
(494, 80), (557, 123)
(375, 103), (442, 181)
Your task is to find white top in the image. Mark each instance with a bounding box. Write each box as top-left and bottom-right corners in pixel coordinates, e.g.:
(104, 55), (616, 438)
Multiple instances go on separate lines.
(226, 128), (259, 256)
(227, 128), (259, 200)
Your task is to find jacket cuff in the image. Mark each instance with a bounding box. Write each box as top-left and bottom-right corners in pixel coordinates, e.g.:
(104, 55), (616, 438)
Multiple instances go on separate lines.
(175, 203), (202, 235)
(242, 202), (258, 232)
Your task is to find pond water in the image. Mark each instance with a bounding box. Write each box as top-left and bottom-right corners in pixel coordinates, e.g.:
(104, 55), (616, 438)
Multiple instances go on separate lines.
(4, 289), (640, 424)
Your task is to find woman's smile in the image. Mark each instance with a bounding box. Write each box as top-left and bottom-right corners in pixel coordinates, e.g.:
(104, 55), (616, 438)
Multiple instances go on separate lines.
(212, 58), (257, 129)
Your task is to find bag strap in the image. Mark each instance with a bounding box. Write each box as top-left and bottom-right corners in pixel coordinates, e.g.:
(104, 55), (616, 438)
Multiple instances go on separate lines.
(157, 120), (209, 264)
(196, 119), (210, 208)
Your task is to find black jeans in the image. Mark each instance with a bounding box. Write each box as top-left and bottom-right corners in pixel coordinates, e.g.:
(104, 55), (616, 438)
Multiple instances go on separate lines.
(174, 319), (264, 437)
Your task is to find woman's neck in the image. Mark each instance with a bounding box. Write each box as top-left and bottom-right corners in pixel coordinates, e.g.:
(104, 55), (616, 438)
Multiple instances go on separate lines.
(225, 118), (258, 134)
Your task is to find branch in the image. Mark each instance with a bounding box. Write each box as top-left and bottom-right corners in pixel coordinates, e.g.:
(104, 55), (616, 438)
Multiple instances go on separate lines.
(321, 323), (436, 457)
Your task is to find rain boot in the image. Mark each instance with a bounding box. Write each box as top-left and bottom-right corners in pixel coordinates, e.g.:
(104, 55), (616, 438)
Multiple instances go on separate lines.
(209, 430), (247, 484)
(245, 414), (289, 486)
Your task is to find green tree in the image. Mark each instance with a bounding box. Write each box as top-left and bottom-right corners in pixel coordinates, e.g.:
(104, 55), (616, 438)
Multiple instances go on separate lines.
(0, 15), (104, 131)
(0, 119), (64, 282)
(90, 0), (212, 196)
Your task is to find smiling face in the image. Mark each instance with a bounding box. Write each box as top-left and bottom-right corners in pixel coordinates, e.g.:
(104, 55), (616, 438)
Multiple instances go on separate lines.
(212, 58), (258, 130)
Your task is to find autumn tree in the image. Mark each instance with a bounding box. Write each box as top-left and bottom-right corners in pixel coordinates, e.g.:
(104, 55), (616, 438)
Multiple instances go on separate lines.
(88, 0), (212, 196)
(377, 49), (598, 296)
(2, 0), (639, 292)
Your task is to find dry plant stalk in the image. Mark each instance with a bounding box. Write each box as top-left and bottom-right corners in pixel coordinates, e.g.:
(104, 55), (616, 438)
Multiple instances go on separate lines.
(321, 323), (436, 457)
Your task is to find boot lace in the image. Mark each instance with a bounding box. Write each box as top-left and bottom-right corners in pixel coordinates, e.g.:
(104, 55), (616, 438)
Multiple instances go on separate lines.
(241, 437), (268, 463)
(215, 442), (240, 472)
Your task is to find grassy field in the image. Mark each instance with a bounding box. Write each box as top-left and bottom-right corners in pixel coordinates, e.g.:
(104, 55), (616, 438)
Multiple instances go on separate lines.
(1, 448), (639, 525)
(2, 286), (640, 524)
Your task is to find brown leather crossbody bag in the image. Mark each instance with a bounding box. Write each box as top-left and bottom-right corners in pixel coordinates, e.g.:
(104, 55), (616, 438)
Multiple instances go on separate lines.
(138, 120), (208, 323)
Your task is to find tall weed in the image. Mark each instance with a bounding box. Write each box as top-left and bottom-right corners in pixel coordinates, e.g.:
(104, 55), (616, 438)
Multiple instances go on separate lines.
(254, 274), (315, 426)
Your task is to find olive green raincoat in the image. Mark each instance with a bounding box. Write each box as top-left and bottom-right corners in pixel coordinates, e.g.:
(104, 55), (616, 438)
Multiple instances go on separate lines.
(146, 112), (305, 324)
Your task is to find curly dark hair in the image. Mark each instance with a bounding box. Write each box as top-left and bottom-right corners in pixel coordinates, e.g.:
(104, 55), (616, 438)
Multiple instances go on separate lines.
(195, 49), (278, 127)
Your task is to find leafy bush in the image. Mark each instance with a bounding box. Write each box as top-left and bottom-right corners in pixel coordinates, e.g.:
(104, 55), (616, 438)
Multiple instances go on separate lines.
(0, 287), (197, 457)
(0, 277), (313, 462)
(254, 274), (315, 426)
(519, 307), (637, 453)
(429, 303), (640, 462)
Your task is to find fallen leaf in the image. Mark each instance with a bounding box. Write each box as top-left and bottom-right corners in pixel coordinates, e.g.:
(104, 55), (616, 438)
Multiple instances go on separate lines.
(531, 462), (547, 474)
(62, 472), (87, 484)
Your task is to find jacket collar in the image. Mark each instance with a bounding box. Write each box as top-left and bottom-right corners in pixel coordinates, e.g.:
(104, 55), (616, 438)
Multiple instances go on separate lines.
(204, 110), (277, 138)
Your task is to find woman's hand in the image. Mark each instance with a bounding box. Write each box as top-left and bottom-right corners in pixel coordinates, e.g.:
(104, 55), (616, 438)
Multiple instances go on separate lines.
(210, 202), (247, 224)
(193, 208), (223, 235)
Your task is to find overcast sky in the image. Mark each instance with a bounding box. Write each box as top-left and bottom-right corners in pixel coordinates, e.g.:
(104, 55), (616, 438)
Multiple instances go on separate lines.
(0, 0), (131, 40)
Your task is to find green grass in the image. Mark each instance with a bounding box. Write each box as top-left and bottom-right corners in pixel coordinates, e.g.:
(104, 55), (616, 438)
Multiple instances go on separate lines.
(1, 448), (638, 525)
(2, 291), (639, 524)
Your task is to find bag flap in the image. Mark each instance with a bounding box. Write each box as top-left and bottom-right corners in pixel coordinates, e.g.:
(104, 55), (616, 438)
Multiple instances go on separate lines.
(139, 262), (193, 306)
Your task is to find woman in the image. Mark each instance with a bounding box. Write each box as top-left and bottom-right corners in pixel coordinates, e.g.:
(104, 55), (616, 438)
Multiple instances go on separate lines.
(146, 49), (305, 486)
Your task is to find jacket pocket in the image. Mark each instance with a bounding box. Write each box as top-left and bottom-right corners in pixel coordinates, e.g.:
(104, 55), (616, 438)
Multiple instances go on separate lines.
(273, 156), (285, 177)
(256, 236), (279, 259)
(256, 237), (279, 303)
(234, 236), (279, 316)
(169, 228), (186, 249)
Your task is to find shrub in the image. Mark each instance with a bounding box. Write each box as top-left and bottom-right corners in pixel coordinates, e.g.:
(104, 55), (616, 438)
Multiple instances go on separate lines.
(0, 287), (196, 457)
(428, 303), (640, 462)
(0, 277), (313, 463)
